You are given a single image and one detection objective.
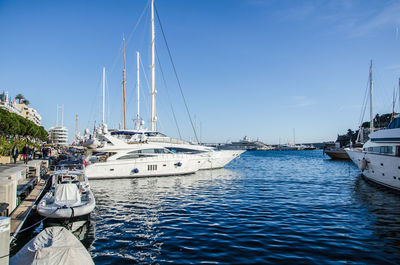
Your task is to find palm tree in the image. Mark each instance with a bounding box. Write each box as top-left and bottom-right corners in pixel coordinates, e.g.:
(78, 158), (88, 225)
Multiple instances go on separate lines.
(15, 94), (24, 103)
(22, 99), (30, 105)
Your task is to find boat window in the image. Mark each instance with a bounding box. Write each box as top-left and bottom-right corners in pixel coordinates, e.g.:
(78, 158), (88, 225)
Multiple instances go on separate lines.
(380, 146), (392, 154)
(127, 148), (169, 154)
(368, 146), (393, 154)
(167, 147), (204, 154)
(396, 146), (400, 157)
(117, 153), (154, 160)
(145, 132), (167, 137)
(117, 154), (140, 160)
(388, 118), (400, 129)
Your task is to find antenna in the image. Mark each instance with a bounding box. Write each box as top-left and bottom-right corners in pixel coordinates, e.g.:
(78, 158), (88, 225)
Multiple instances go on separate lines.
(56, 104), (59, 127)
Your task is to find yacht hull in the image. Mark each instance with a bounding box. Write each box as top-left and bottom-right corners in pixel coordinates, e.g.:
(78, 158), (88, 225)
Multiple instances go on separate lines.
(346, 149), (400, 191)
(85, 155), (200, 179)
(324, 149), (350, 160)
(200, 150), (245, 170)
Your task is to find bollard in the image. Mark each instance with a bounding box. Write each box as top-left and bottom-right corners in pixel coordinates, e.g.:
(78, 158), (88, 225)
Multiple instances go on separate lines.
(0, 217), (10, 265)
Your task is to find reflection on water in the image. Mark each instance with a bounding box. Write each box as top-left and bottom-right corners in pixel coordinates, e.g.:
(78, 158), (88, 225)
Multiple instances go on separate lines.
(352, 174), (400, 261)
(89, 150), (400, 264)
(90, 169), (240, 264)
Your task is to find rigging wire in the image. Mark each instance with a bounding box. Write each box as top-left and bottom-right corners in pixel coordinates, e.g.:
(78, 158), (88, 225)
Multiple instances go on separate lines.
(156, 46), (183, 139)
(356, 69), (373, 142)
(154, 4), (199, 143)
(109, 2), (149, 77)
(86, 71), (103, 129)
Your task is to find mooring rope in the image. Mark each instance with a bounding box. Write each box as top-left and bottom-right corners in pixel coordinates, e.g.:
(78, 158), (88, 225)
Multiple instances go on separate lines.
(16, 207), (61, 234)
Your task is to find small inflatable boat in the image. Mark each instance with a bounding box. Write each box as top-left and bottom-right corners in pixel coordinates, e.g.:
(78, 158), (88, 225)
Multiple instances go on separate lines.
(37, 170), (95, 219)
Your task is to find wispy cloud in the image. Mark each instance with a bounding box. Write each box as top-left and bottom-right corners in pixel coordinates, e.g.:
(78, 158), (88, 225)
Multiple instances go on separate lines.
(346, 1), (400, 37)
(272, 0), (355, 22)
(384, 63), (400, 73)
(290, 96), (315, 108)
(248, 0), (400, 38)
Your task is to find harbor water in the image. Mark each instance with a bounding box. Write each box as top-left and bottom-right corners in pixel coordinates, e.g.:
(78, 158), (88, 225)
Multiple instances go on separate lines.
(86, 150), (400, 264)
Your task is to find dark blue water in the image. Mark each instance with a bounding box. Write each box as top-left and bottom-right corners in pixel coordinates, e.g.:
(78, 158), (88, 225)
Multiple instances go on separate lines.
(88, 150), (400, 264)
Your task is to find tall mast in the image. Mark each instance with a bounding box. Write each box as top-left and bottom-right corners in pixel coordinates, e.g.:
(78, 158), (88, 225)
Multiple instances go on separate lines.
(122, 37), (127, 130)
(136, 51), (140, 130)
(75, 114), (79, 140)
(392, 86), (396, 121)
(369, 60), (374, 132)
(56, 104), (59, 127)
(102, 67), (105, 125)
(398, 78), (400, 115)
(151, 0), (157, 131)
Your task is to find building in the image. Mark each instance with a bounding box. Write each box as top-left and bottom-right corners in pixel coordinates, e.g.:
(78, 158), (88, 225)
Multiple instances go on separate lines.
(49, 126), (68, 146)
(0, 91), (42, 126)
(0, 92), (23, 115)
(16, 103), (42, 126)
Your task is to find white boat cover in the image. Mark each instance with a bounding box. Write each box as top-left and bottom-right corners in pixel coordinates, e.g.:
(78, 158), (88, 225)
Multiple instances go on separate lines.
(10, 227), (94, 265)
(55, 184), (81, 206)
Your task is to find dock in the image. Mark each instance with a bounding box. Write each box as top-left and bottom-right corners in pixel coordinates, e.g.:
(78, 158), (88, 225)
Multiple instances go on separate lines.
(9, 178), (47, 241)
(0, 160), (49, 243)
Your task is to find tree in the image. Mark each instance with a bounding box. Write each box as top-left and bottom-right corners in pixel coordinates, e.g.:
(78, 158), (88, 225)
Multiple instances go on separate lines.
(15, 94), (24, 103)
(346, 129), (354, 137)
(22, 99), (30, 105)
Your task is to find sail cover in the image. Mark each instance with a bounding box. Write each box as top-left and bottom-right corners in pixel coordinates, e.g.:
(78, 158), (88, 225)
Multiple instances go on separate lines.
(10, 226), (94, 265)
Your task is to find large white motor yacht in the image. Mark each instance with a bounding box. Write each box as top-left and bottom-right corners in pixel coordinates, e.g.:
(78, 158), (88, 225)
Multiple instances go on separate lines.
(109, 130), (245, 170)
(346, 116), (400, 191)
(84, 132), (203, 179)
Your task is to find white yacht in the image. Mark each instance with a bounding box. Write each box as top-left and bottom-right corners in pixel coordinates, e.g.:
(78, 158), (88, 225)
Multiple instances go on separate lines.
(84, 131), (203, 179)
(346, 116), (400, 191)
(219, 136), (271, 151)
(109, 130), (245, 170)
(83, 0), (244, 176)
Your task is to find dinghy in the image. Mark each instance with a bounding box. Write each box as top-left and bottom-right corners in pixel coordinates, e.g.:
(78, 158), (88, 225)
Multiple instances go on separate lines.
(37, 169), (95, 219)
(10, 226), (94, 265)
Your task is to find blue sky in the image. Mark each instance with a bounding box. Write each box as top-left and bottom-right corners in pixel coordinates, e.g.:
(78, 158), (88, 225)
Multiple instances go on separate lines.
(1, 0), (400, 144)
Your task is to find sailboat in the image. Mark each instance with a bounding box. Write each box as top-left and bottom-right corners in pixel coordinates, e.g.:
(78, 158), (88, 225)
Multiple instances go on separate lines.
(98, 0), (244, 170)
(84, 37), (204, 179)
(345, 61), (400, 191)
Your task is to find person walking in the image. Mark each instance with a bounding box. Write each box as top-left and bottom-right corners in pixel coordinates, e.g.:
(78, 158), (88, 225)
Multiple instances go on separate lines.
(11, 145), (19, 164)
(22, 144), (29, 164)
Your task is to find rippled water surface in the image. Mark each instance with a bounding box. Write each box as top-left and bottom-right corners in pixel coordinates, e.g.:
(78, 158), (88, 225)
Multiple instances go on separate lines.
(87, 150), (400, 264)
